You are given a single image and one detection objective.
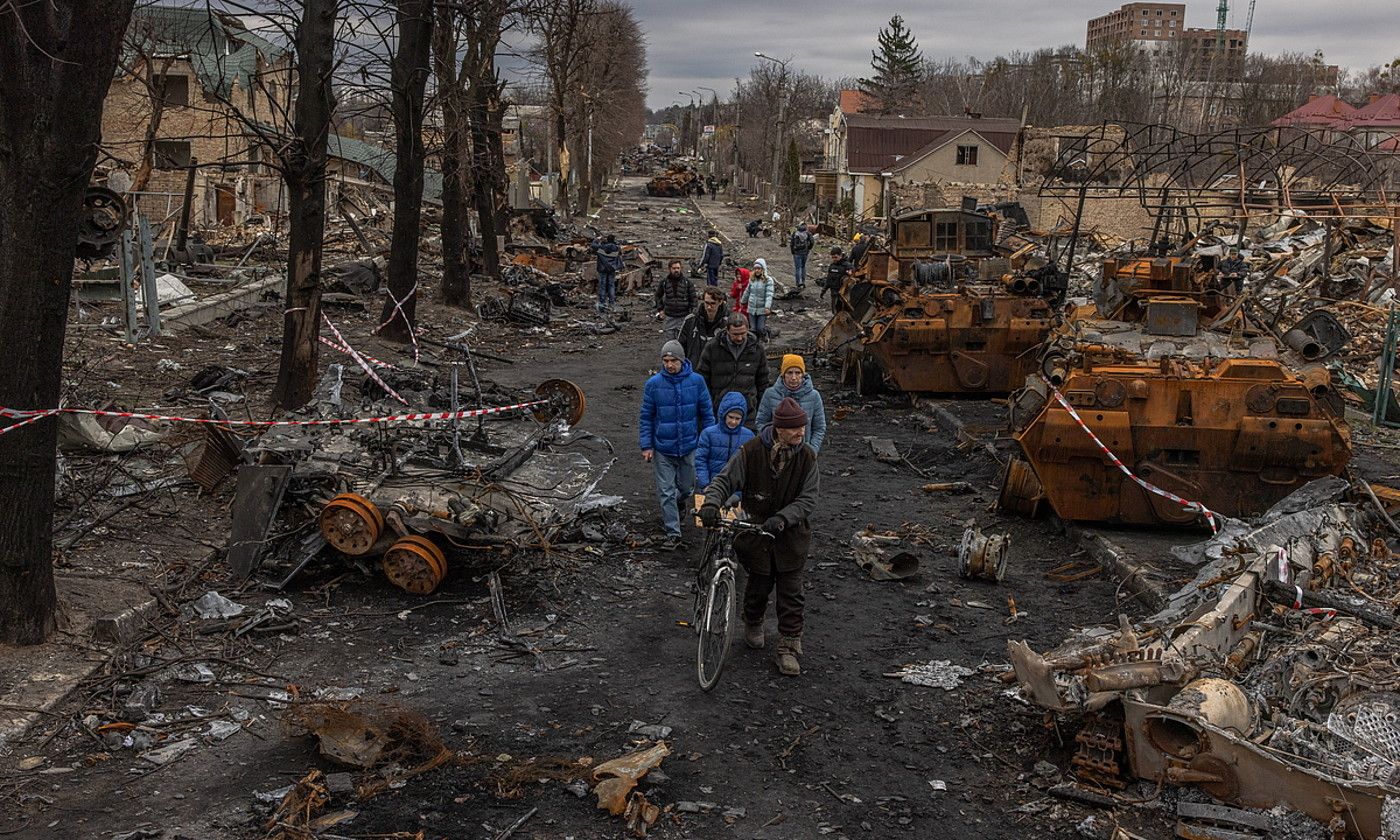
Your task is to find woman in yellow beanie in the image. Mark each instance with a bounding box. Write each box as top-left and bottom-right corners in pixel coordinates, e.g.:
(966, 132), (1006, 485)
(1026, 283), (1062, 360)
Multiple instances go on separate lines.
(755, 353), (827, 451)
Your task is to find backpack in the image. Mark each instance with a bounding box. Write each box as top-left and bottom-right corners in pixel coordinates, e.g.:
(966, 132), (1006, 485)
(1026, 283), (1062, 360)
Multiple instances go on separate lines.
(791, 230), (812, 253)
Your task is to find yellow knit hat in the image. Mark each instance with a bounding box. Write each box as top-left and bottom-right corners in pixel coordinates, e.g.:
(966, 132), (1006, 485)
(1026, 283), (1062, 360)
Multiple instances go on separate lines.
(781, 354), (806, 374)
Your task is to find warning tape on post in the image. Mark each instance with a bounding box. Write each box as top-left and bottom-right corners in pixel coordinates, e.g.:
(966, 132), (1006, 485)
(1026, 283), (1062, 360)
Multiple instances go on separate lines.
(0, 400), (549, 437)
(1044, 378), (1220, 534)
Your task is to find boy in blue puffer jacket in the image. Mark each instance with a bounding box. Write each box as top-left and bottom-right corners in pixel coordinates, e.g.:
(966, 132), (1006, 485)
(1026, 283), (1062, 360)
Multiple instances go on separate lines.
(697, 390), (756, 491)
(640, 340), (716, 549)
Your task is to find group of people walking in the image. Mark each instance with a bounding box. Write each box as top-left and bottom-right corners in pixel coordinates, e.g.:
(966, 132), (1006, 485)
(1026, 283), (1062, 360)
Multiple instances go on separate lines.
(638, 294), (826, 676)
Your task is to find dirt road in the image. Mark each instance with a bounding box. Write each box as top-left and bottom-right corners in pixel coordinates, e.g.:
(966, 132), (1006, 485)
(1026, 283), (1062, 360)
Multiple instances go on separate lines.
(4, 178), (1166, 839)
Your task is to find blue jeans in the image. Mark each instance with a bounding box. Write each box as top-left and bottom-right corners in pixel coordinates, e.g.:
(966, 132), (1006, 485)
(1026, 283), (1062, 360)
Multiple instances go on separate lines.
(705, 265), (719, 286)
(793, 251), (808, 287)
(597, 270), (617, 311)
(653, 451), (695, 537)
(750, 312), (768, 338)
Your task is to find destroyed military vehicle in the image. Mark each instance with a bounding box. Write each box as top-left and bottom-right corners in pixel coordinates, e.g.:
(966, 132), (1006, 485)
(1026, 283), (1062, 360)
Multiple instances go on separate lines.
(999, 248), (1353, 526)
(817, 204), (1067, 396)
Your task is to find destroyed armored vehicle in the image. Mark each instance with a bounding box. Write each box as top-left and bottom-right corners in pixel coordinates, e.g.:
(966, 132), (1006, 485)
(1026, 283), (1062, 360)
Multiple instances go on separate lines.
(817, 205), (1066, 395)
(645, 165), (698, 197)
(998, 251), (1352, 526)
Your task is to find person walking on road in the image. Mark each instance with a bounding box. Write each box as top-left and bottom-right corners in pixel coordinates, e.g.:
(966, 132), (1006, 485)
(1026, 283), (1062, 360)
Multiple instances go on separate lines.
(697, 313), (770, 413)
(729, 263), (751, 318)
(655, 259), (697, 341)
(789, 223), (814, 292)
(592, 233), (624, 313)
(699, 396), (819, 676)
(640, 340), (715, 550)
(756, 353), (827, 452)
(678, 287), (729, 366)
(821, 246), (853, 314)
(696, 390), (755, 493)
(699, 231), (725, 287)
(741, 258), (775, 339)
(706, 175), (718, 200)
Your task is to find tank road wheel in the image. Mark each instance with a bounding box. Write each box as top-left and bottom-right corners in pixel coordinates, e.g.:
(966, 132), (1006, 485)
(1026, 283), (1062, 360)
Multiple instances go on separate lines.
(533, 378), (587, 427)
(319, 493), (384, 557)
(381, 535), (448, 595)
(998, 458), (1044, 518)
(854, 355), (884, 397)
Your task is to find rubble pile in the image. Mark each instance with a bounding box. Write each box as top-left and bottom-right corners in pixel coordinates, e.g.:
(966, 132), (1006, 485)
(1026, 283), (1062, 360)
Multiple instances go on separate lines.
(1007, 478), (1400, 837)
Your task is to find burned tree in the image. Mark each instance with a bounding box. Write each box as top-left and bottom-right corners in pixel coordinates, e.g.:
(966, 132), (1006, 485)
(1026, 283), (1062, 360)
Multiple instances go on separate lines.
(433, 6), (472, 306)
(378, 0), (432, 343)
(533, 0), (595, 219)
(0, 1), (136, 644)
(272, 0), (340, 407)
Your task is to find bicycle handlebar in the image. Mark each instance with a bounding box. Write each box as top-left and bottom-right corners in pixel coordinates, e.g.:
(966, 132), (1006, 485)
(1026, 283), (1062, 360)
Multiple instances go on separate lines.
(709, 518), (774, 538)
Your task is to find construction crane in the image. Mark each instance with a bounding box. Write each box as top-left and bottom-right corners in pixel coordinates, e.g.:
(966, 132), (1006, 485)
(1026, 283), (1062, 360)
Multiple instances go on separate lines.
(1215, 0), (1228, 48)
(1244, 0), (1258, 45)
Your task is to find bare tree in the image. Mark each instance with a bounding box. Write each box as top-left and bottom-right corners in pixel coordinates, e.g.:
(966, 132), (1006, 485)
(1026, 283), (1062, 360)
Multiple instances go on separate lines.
(115, 21), (190, 192)
(378, 0), (432, 343)
(433, 5), (472, 306)
(532, 0), (594, 218)
(571, 1), (647, 214)
(0, 0), (136, 644)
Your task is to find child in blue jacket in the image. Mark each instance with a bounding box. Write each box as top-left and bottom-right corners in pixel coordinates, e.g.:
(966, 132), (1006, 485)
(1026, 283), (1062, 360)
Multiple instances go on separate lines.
(696, 390), (756, 492)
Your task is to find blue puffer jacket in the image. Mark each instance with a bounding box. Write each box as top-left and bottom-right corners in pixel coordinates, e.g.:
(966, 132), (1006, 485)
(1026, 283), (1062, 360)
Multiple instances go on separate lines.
(696, 391), (756, 488)
(755, 374), (828, 452)
(639, 360), (715, 457)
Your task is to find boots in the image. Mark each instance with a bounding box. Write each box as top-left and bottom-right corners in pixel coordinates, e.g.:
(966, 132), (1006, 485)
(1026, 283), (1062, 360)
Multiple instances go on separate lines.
(776, 635), (802, 676)
(744, 622), (765, 649)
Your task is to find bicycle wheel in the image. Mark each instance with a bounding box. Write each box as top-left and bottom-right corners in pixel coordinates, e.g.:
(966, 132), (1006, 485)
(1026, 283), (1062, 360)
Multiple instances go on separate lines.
(696, 565), (736, 691)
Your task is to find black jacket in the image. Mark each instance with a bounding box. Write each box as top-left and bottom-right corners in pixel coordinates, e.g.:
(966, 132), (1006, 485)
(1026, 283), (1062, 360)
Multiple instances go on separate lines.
(654, 273), (697, 317)
(701, 239), (725, 269)
(823, 257), (853, 290)
(790, 229), (814, 254)
(697, 333), (770, 411)
(679, 301), (729, 365)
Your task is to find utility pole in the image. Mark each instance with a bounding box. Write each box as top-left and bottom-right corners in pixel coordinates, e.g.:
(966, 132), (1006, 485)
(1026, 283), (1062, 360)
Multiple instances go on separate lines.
(755, 52), (791, 211)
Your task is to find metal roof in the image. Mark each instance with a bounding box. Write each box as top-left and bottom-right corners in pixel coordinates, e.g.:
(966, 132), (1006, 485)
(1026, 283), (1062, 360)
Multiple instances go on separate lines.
(124, 5), (286, 98)
(843, 114), (1020, 174)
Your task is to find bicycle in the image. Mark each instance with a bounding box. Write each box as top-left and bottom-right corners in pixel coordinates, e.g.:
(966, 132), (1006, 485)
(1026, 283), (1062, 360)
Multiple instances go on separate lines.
(693, 516), (771, 691)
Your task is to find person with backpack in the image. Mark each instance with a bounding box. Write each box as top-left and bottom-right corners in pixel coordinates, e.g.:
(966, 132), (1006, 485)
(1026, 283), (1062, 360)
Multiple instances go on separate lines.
(741, 258), (776, 339)
(789, 223), (814, 292)
(591, 233), (625, 313)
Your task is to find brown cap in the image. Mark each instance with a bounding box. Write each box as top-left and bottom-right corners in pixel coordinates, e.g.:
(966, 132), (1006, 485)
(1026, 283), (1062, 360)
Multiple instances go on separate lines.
(773, 397), (808, 429)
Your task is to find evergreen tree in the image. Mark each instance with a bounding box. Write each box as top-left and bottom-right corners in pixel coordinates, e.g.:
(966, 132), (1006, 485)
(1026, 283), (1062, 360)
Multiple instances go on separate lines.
(858, 15), (924, 114)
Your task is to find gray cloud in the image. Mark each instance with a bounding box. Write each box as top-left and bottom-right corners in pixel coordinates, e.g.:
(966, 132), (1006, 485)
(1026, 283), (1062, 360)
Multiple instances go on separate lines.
(634, 0), (1398, 109)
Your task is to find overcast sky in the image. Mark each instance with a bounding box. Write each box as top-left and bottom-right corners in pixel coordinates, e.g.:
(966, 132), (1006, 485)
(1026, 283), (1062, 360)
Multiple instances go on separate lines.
(631, 0), (1397, 110)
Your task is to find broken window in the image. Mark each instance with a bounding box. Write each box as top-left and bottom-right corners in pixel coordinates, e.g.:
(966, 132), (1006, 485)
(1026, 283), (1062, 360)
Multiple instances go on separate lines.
(157, 74), (189, 107)
(956, 145), (979, 166)
(934, 221), (959, 251)
(155, 140), (192, 170)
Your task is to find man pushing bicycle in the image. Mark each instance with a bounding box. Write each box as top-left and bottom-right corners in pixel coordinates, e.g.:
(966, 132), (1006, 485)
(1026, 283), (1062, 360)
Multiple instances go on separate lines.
(699, 397), (820, 676)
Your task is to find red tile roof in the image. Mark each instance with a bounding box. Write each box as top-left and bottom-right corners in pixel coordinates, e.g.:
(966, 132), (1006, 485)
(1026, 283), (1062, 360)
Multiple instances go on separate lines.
(844, 114), (1020, 173)
(1348, 93), (1400, 128)
(1270, 94), (1356, 128)
(839, 89), (880, 115)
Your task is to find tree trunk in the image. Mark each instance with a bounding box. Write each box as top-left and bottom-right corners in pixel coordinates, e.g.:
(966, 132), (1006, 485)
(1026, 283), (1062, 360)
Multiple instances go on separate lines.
(433, 8), (471, 307)
(553, 109), (572, 218)
(380, 0), (432, 343)
(0, 0), (136, 644)
(468, 76), (503, 283)
(131, 58), (173, 193)
(272, 0), (338, 409)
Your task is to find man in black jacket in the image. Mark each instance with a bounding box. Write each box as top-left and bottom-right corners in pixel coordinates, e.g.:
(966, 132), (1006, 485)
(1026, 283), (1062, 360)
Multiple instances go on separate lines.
(697, 313), (770, 413)
(789, 223), (814, 291)
(678, 287), (729, 365)
(700, 396), (819, 676)
(822, 246), (853, 314)
(591, 233), (624, 313)
(655, 260), (698, 340)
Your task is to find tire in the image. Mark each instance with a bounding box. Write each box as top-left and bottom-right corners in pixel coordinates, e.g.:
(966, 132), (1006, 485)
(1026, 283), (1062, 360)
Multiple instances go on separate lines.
(696, 565), (736, 691)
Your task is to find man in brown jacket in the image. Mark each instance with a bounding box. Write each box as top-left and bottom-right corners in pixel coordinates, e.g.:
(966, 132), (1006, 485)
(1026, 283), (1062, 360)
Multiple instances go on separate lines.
(698, 397), (819, 676)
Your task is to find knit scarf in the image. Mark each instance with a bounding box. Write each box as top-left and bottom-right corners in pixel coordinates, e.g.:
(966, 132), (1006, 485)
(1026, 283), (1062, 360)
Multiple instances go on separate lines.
(769, 438), (794, 476)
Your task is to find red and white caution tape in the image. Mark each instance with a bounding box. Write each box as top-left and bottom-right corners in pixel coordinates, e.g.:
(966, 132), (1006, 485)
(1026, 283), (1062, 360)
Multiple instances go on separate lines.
(1044, 378), (1220, 534)
(319, 335), (397, 370)
(322, 313), (408, 405)
(0, 400), (548, 436)
(374, 283), (420, 363)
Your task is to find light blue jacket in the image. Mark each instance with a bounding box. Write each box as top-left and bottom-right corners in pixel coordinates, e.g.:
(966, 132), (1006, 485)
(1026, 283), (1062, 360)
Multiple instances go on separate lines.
(755, 374), (828, 452)
(741, 258), (776, 312)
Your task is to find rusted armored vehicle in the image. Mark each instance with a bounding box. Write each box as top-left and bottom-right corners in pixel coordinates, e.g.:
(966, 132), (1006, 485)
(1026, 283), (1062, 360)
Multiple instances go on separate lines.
(998, 252), (1352, 526)
(645, 165), (698, 197)
(819, 205), (1066, 395)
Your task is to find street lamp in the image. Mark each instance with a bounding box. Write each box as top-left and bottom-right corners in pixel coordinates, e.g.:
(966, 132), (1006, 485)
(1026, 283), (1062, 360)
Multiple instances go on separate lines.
(754, 52), (791, 210)
(678, 91), (698, 156)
